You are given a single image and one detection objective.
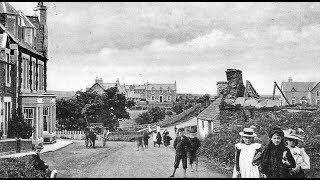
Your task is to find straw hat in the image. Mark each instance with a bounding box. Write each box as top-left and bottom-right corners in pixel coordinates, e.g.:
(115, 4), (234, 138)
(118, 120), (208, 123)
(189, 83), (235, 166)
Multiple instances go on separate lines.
(239, 128), (257, 137)
(284, 129), (304, 142)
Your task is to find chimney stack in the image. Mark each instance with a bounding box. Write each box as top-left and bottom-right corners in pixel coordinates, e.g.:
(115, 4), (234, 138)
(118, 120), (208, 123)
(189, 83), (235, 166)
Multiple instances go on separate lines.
(95, 77), (103, 84)
(34, 2), (48, 57)
(288, 76), (293, 82)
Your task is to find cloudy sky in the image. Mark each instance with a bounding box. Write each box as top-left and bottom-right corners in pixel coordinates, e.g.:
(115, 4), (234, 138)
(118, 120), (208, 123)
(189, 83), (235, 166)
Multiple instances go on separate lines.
(10, 2), (320, 95)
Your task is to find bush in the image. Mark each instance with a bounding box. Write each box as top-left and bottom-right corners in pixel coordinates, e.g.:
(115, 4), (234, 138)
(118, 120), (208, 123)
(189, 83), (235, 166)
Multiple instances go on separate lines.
(7, 110), (32, 139)
(0, 155), (48, 178)
(199, 109), (320, 178)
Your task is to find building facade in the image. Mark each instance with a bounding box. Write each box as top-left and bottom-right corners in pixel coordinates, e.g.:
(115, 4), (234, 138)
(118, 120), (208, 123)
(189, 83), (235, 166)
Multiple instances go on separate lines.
(280, 77), (320, 106)
(88, 78), (177, 109)
(0, 2), (56, 144)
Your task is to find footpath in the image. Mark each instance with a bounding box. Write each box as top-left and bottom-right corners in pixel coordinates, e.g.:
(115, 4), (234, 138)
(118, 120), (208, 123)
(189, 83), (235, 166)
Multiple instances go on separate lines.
(0, 139), (73, 159)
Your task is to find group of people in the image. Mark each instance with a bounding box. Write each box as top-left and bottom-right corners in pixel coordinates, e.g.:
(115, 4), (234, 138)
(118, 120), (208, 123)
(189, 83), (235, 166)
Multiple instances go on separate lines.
(136, 130), (174, 151)
(232, 126), (310, 178)
(85, 128), (111, 148)
(170, 128), (201, 178)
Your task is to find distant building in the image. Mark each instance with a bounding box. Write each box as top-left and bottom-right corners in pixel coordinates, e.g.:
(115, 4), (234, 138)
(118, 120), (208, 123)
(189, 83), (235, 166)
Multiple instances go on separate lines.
(280, 77), (320, 106)
(87, 78), (177, 109)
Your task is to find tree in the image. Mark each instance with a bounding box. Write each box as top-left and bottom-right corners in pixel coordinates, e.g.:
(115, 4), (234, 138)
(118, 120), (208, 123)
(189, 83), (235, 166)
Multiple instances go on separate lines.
(56, 99), (86, 130)
(148, 107), (165, 123)
(172, 102), (184, 114)
(7, 109), (32, 139)
(135, 112), (153, 125)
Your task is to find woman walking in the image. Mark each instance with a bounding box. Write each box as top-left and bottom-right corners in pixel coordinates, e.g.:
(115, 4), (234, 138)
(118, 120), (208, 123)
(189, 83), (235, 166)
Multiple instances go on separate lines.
(156, 132), (162, 147)
(260, 127), (296, 178)
(232, 127), (262, 178)
(284, 128), (310, 178)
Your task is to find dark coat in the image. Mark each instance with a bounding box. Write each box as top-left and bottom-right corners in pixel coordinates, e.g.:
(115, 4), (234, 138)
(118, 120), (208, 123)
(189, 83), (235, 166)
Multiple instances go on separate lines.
(163, 135), (172, 146)
(156, 132), (162, 145)
(173, 135), (191, 155)
(189, 137), (201, 153)
(261, 142), (296, 178)
(89, 131), (96, 141)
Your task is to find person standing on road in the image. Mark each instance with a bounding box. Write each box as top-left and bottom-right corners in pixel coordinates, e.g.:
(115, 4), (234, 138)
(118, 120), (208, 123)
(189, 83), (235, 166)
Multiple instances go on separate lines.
(152, 131), (157, 147)
(156, 132), (162, 147)
(260, 127), (296, 178)
(232, 127), (261, 178)
(284, 128), (310, 178)
(143, 131), (150, 149)
(136, 135), (144, 151)
(102, 129), (111, 147)
(169, 128), (191, 178)
(89, 130), (97, 149)
(163, 132), (172, 147)
(188, 130), (201, 172)
(85, 128), (91, 148)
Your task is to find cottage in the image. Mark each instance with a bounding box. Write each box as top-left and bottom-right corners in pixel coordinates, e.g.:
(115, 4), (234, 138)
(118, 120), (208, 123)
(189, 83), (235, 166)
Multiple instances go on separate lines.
(196, 98), (221, 139)
(0, 2), (56, 144)
(280, 77), (320, 106)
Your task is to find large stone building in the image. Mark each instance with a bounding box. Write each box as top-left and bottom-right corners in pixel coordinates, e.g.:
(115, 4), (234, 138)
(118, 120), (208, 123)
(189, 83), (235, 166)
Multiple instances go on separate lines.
(0, 2), (56, 144)
(87, 78), (177, 109)
(280, 77), (320, 106)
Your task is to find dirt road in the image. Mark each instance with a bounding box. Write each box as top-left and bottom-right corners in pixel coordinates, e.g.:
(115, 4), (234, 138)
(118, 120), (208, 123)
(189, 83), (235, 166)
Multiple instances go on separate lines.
(42, 140), (226, 178)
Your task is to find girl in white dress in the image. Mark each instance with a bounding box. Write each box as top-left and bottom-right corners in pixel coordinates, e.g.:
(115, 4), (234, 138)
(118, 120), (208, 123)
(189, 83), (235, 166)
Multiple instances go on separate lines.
(232, 127), (262, 178)
(284, 129), (310, 178)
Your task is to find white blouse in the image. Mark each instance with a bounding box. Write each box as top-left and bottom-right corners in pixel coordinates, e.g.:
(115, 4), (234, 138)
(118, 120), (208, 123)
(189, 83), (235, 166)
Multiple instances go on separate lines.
(287, 146), (310, 170)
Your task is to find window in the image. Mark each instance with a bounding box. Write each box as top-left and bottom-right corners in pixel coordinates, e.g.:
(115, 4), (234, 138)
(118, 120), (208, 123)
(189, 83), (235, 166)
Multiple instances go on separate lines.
(32, 58), (36, 91)
(23, 28), (33, 45)
(292, 99), (295, 104)
(317, 91), (320, 97)
(5, 53), (11, 86)
(4, 101), (11, 135)
(151, 96), (155, 101)
(22, 57), (31, 90)
(159, 95), (163, 103)
(300, 100), (307, 105)
(202, 120), (205, 129)
(168, 95), (171, 101)
(23, 108), (34, 125)
(43, 107), (49, 132)
(317, 99), (320, 106)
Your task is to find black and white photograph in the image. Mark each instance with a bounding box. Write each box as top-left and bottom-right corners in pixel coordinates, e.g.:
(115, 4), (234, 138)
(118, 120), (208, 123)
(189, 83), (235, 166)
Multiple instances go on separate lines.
(0, 2), (318, 178)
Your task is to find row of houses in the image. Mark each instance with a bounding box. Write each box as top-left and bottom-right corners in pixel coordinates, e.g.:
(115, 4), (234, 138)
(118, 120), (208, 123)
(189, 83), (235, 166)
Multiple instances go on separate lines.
(0, 2), (56, 144)
(87, 78), (177, 109)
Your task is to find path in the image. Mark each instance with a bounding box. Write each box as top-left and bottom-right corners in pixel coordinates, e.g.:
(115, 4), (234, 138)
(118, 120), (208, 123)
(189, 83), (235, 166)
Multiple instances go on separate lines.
(42, 140), (226, 178)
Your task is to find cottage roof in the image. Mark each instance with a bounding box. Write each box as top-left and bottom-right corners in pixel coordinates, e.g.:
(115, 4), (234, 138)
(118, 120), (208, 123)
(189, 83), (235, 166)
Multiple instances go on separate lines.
(197, 97), (222, 121)
(18, 11), (36, 28)
(281, 82), (317, 92)
(146, 83), (176, 91)
(0, 2), (19, 15)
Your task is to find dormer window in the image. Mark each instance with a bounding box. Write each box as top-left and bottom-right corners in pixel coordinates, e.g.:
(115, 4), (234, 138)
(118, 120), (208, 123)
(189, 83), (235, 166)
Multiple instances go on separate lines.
(6, 15), (17, 37)
(22, 27), (33, 46)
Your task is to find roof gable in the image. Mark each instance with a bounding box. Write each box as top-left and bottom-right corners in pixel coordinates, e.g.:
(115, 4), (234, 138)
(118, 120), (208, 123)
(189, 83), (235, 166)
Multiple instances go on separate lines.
(0, 2), (19, 15)
(197, 97), (222, 121)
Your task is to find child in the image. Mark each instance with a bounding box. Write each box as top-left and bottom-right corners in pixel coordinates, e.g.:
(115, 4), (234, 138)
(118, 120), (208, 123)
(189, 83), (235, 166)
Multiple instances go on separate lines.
(260, 127), (296, 178)
(169, 128), (191, 178)
(232, 127), (262, 178)
(189, 130), (201, 172)
(284, 128), (310, 178)
(163, 132), (173, 147)
(156, 132), (162, 147)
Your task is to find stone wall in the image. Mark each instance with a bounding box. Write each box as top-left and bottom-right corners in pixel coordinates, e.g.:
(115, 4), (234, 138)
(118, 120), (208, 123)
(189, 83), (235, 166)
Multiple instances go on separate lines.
(216, 81), (228, 96)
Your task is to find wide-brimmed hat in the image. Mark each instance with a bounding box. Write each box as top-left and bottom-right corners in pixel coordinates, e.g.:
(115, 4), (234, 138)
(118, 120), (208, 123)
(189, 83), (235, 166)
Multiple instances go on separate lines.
(284, 129), (304, 142)
(239, 128), (257, 137)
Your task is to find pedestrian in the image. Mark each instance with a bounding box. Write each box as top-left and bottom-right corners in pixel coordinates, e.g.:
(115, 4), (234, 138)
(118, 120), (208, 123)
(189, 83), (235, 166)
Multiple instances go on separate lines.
(102, 129), (111, 147)
(169, 128), (191, 178)
(260, 127), (296, 178)
(189, 130), (201, 172)
(152, 131), (157, 147)
(85, 128), (91, 148)
(89, 130), (96, 148)
(163, 132), (172, 147)
(232, 127), (262, 178)
(143, 131), (150, 149)
(284, 128), (310, 178)
(136, 136), (144, 151)
(156, 132), (162, 147)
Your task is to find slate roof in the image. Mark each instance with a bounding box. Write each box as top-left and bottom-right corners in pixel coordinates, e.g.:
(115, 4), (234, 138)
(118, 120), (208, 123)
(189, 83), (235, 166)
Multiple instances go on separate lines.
(0, 2), (19, 15)
(197, 97), (222, 121)
(146, 84), (176, 91)
(281, 82), (318, 92)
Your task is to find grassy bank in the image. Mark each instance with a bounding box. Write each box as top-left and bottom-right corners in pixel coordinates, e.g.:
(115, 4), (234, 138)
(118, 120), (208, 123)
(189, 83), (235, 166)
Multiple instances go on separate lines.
(199, 109), (320, 178)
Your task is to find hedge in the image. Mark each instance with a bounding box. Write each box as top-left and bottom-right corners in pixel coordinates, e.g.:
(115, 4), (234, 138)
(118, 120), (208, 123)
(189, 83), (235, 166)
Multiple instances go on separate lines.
(199, 109), (320, 178)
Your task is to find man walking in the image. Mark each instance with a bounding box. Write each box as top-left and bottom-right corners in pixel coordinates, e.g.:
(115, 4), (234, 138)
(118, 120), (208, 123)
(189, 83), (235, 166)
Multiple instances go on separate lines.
(102, 129), (111, 147)
(89, 130), (96, 148)
(170, 128), (191, 178)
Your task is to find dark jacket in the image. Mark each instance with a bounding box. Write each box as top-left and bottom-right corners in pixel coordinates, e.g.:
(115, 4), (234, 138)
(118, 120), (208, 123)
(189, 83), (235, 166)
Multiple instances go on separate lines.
(156, 133), (162, 144)
(261, 142), (296, 178)
(173, 135), (191, 155)
(189, 137), (201, 153)
(89, 131), (96, 141)
(164, 135), (172, 146)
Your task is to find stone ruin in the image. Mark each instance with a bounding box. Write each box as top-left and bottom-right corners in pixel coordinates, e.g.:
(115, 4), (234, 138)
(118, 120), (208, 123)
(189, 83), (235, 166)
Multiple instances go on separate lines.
(217, 69), (245, 99)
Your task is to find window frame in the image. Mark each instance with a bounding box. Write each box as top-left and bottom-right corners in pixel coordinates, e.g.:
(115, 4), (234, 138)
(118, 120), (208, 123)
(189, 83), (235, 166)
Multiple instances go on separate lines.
(23, 108), (34, 126)
(43, 107), (50, 132)
(5, 53), (11, 87)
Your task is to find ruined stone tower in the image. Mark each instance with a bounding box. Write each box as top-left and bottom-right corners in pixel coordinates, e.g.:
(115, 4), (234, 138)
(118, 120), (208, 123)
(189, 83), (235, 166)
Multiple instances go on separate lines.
(225, 69), (245, 98)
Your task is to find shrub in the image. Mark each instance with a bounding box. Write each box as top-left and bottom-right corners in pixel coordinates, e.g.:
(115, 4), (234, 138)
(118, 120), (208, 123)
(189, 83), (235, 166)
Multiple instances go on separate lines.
(0, 155), (48, 178)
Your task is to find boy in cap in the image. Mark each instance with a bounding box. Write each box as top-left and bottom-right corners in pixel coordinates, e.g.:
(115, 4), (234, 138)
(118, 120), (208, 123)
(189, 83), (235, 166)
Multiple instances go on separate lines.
(169, 128), (191, 178)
